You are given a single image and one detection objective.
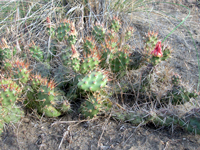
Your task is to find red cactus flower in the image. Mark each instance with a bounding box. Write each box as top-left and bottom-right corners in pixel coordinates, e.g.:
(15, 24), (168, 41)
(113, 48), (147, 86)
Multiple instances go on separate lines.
(151, 41), (163, 57)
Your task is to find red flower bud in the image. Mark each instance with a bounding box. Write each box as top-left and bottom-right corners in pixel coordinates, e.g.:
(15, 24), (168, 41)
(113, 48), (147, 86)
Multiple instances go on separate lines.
(151, 41), (163, 57)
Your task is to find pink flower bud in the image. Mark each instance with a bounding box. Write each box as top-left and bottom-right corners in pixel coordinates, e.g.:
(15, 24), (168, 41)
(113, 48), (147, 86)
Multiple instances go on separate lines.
(151, 41), (163, 57)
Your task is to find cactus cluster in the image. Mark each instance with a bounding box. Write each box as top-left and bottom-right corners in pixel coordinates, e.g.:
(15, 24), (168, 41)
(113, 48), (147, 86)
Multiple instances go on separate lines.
(0, 15), (199, 137)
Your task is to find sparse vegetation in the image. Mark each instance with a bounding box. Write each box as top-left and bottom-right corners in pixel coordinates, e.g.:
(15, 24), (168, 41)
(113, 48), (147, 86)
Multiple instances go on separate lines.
(0, 0), (200, 149)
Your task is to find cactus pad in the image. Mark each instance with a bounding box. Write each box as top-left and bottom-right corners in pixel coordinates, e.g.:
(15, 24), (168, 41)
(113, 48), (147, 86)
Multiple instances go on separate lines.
(78, 71), (107, 92)
(80, 95), (103, 118)
(57, 22), (70, 41)
(80, 58), (99, 74)
(42, 105), (61, 117)
(0, 78), (22, 106)
(109, 51), (129, 73)
(1, 105), (24, 123)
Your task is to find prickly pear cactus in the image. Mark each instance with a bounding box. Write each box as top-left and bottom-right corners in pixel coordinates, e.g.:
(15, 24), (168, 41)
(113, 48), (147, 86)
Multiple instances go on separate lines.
(29, 45), (44, 62)
(1, 105), (24, 124)
(26, 74), (72, 117)
(171, 74), (181, 85)
(70, 45), (80, 72)
(80, 57), (99, 74)
(0, 105), (24, 135)
(56, 22), (70, 41)
(110, 16), (121, 32)
(161, 46), (171, 61)
(56, 95), (71, 113)
(78, 71), (108, 92)
(26, 75), (61, 117)
(42, 105), (61, 118)
(109, 51), (130, 73)
(99, 50), (110, 68)
(37, 79), (57, 106)
(46, 17), (55, 38)
(170, 86), (198, 105)
(92, 24), (106, 43)
(83, 37), (96, 56)
(67, 22), (77, 46)
(144, 31), (158, 52)
(0, 48), (12, 64)
(183, 116), (200, 134)
(60, 100), (71, 112)
(125, 27), (134, 41)
(0, 78), (22, 106)
(80, 93), (105, 118)
(11, 59), (31, 84)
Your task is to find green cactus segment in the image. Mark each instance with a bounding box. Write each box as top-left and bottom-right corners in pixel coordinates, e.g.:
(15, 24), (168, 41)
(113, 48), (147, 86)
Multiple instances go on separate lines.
(92, 25), (106, 43)
(1, 105), (24, 123)
(125, 27), (134, 41)
(171, 74), (181, 85)
(116, 109), (200, 135)
(170, 86), (198, 105)
(100, 50), (110, 68)
(0, 104), (24, 135)
(30, 74), (43, 90)
(184, 117), (200, 135)
(78, 71), (107, 92)
(47, 27), (55, 38)
(80, 95), (103, 118)
(68, 35), (77, 46)
(80, 94), (112, 118)
(109, 51), (130, 73)
(161, 46), (171, 61)
(80, 58), (99, 74)
(42, 105), (61, 118)
(29, 46), (44, 62)
(144, 31), (158, 52)
(0, 78), (22, 106)
(110, 18), (121, 32)
(37, 85), (56, 106)
(150, 56), (161, 66)
(71, 57), (80, 72)
(11, 59), (30, 84)
(57, 23), (70, 41)
(83, 39), (95, 56)
(0, 48), (12, 60)
(60, 100), (71, 113)
(152, 113), (200, 135)
(26, 75), (62, 117)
